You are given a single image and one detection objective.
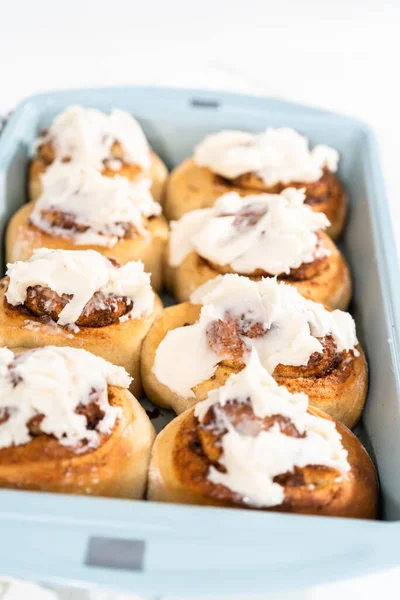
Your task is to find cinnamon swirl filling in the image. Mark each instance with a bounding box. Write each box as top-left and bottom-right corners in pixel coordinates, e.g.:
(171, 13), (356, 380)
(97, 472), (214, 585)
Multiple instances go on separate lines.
(152, 276), (359, 402)
(221, 203), (269, 229)
(173, 403), (344, 508)
(0, 395), (111, 449)
(36, 136), (144, 177)
(205, 312), (352, 380)
(197, 401), (305, 467)
(0, 355), (112, 442)
(4, 284), (133, 328)
(35, 134), (57, 165)
(206, 312), (267, 365)
(22, 395), (106, 438)
(225, 168), (344, 208)
(0, 347), (130, 453)
(30, 208), (140, 241)
(4, 249), (154, 330)
(169, 189), (332, 282)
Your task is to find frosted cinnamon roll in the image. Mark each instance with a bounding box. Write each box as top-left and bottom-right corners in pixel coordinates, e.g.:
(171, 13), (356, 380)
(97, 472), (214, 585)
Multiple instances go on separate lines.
(166, 188), (351, 309)
(6, 165), (168, 290)
(0, 346), (155, 498)
(29, 105), (168, 202)
(141, 275), (367, 428)
(148, 352), (377, 519)
(0, 249), (163, 397)
(164, 128), (346, 239)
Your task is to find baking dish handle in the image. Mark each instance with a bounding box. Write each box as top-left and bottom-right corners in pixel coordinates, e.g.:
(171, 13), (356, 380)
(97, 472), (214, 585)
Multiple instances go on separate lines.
(0, 492), (399, 596)
(187, 91), (338, 118)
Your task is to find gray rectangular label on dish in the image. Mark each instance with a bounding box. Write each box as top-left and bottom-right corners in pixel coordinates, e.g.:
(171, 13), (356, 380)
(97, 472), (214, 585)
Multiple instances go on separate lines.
(85, 536), (145, 571)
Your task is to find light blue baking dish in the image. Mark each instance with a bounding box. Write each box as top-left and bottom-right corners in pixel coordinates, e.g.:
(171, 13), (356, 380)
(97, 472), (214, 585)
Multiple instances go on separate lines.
(0, 87), (399, 597)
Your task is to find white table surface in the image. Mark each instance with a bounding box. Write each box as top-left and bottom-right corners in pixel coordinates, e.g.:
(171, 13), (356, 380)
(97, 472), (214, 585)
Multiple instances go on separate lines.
(0, 0), (399, 597)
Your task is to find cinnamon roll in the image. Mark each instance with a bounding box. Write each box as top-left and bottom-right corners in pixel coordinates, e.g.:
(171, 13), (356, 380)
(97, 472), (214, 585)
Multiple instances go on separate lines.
(29, 105), (168, 202)
(164, 128), (346, 239)
(0, 249), (162, 397)
(6, 165), (168, 291)
(148, 352), (378, 519)
(0, 346), (155, 498)
(166, 188), (351, 309)
(141, 275), (367, 428)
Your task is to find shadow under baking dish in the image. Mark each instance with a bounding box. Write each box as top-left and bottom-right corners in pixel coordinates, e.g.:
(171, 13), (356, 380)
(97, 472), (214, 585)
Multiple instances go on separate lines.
(0, 87), (399, 597)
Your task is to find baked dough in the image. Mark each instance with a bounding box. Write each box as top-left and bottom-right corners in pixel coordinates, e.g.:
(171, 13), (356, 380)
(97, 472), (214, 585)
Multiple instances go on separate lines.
(0, 375), (155, 499)
(30, 149), (168, 203)
(165, 231), (352, 310)
(164, 159), (347, 240)
(141, 302), (368, 428)
(147, 404), (378, 519)
(5, 202), (169, 292)
(0, 279), (163, 398)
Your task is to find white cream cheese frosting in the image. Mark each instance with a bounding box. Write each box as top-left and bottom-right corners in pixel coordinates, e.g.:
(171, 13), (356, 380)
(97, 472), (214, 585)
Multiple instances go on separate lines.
(194, 127), (339, 186)
(0, 346), (131, 449)
(6, 248), (154, 326)
(153, 275), (359, 398)
(194, 351), (350, 507)
(30, 164), (161, 247)
(169, 188), (330, 274)
(37, 105), (151, 170)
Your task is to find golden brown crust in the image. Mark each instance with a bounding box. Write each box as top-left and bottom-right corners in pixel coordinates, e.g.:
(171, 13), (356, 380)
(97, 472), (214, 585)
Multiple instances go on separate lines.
(140, 302), (368, 428)
(164, 159), (347, 239)
(5, 202), (169, 292)
(165, 231), (352, 310)
(147, 405), (378, 519)
(0, 385), (156, 499)
(29, 148), (168, 203)
(0, 280), (163, 398)
(141, 303), (202, 413)
(148, 151), (169, 204)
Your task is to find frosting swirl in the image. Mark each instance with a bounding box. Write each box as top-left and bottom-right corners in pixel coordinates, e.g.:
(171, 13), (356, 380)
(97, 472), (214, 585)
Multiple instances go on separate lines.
(36, 105), (150, 170)
(5, 248), (154, 326)
(169, 188), (330, 275)
(153, 275), (359, 398)
(30, 164), (161, 247)
(0, 346), (131, 449)
(194, 128), (339, 186)
(193, 352), (350, 507)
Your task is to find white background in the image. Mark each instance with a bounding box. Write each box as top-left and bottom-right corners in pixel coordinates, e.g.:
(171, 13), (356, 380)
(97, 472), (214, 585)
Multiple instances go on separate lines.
(0, 0), (400, 597)
(2, 0), (399, 245)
